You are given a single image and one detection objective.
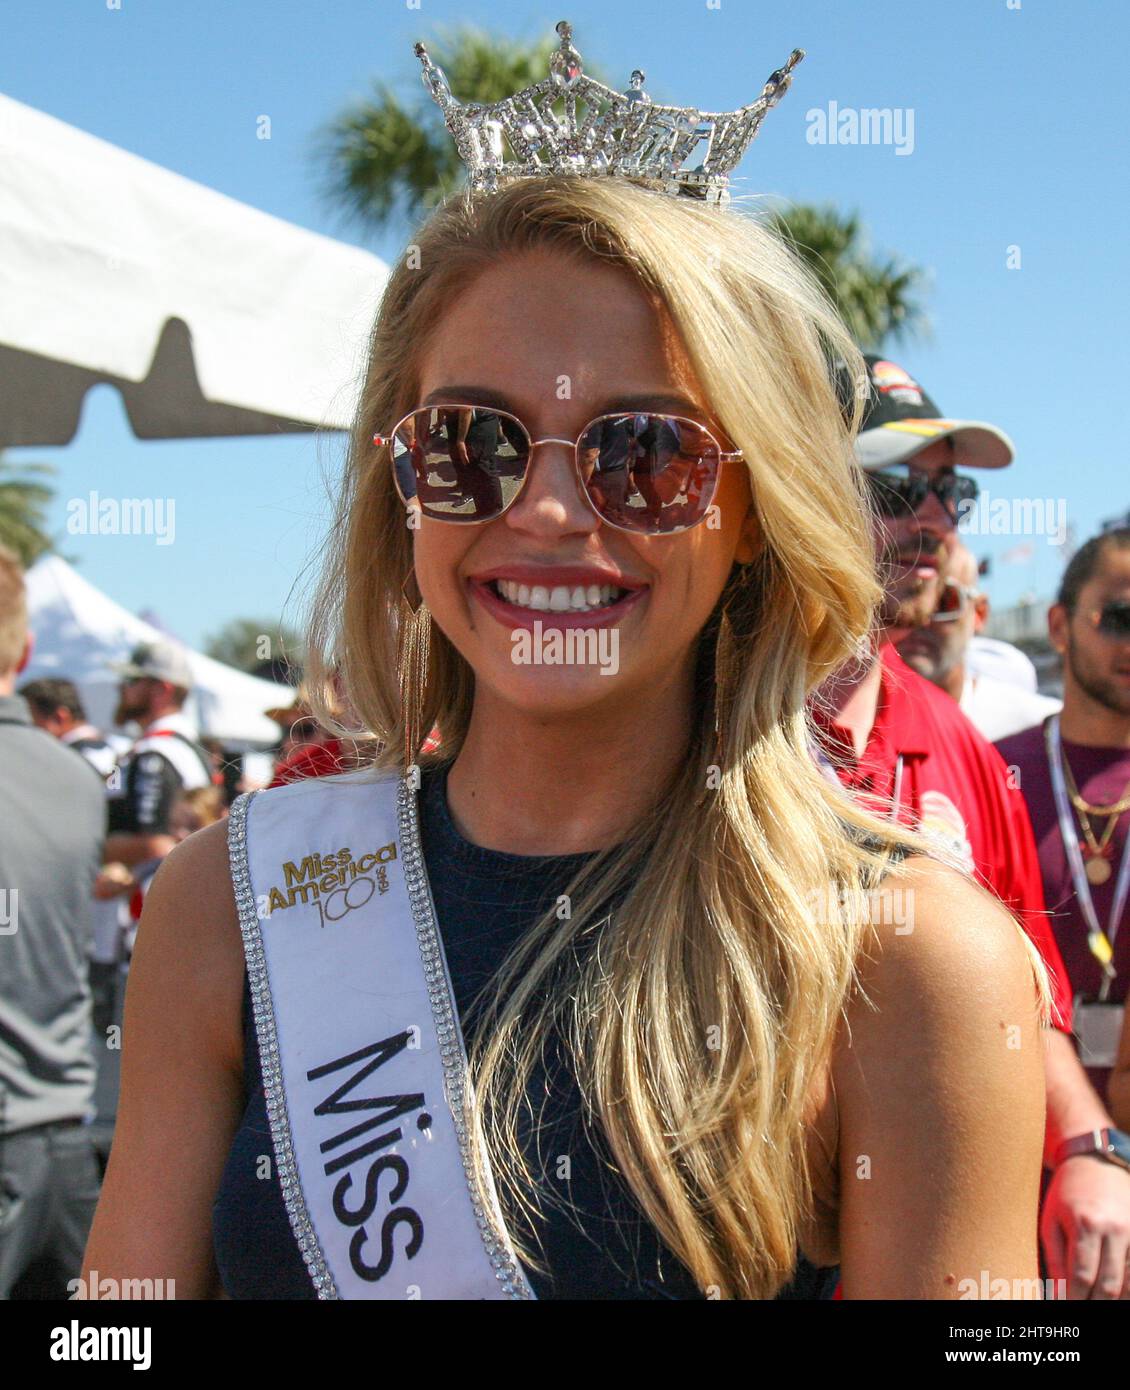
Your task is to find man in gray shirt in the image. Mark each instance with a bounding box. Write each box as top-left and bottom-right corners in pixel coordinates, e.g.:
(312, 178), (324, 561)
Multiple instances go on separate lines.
(0, 545), (106, 1298)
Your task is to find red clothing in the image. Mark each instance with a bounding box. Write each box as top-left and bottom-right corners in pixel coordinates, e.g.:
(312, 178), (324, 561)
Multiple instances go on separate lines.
(996, 722), (1130, 1094)
(814, 645), (1073, 1031)
(268, 738), (347, 789)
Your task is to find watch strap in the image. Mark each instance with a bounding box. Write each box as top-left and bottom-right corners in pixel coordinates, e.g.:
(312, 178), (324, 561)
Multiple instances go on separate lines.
(1054, 1127), (1130, 1172)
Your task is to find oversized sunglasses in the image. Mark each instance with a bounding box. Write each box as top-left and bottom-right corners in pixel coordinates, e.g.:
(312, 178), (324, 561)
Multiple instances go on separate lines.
(373, 404), (743, 535)
(866, 464), (979, 519)
(930, 578), (980, 623)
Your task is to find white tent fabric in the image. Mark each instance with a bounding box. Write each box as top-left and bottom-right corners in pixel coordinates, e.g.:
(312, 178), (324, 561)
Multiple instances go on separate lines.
(0, 94), (389, 447)
(23, 555), (295, 746)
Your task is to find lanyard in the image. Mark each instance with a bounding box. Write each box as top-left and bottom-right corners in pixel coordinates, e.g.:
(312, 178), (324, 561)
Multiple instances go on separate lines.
(1045, 714), (1129, 1000)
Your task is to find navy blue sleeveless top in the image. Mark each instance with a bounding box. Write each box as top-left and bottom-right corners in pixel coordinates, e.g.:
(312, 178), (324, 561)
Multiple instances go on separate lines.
(212, 764), (839, 1299)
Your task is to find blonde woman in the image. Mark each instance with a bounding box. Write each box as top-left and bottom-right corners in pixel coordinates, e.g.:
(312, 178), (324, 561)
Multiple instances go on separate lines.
(85, 44), (1050, 1302)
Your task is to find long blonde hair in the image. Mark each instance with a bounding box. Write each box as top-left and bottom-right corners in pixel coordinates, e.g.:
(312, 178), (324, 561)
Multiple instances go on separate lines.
(306, 176), (1045, 1298)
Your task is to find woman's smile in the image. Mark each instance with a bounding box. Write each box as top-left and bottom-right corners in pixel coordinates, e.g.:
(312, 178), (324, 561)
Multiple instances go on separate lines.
(467, 562), (649, 631)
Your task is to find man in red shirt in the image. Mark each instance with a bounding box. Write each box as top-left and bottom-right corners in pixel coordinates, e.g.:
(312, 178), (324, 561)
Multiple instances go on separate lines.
(817, 641), (1071, 1027)
(816, 355), (1129, 1298)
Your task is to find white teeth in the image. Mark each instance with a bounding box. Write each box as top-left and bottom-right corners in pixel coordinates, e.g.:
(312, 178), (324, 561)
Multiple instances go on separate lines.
(493, 578), (627, 613)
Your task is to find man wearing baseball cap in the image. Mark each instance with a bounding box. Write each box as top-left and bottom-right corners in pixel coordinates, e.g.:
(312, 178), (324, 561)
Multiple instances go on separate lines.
(815, 355), (1130, 1298)
(103, 641), (213, 869)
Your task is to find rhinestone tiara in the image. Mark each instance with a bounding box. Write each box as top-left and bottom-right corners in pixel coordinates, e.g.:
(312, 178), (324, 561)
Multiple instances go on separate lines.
(414, 19), (803, 207)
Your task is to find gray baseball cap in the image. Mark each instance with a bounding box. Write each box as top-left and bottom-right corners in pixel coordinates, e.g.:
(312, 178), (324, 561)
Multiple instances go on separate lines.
(111, 640), (194, 689)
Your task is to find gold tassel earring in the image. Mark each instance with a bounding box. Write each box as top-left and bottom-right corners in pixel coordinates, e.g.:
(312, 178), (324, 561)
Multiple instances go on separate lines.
(398, 567), (432, 776)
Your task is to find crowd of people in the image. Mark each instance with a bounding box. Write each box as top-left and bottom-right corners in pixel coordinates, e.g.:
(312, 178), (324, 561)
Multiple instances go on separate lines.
(0, 589), (364, 1297)
(2, 195), (1129, 1303)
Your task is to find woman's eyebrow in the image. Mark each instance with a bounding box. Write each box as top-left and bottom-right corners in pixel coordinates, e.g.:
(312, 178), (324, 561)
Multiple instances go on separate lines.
(421, 385), (513, 410)
(420, 385), (707, 416)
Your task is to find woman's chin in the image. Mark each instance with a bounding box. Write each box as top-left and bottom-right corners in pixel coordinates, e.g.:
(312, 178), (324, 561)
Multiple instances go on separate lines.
(476, 657), (628, 715)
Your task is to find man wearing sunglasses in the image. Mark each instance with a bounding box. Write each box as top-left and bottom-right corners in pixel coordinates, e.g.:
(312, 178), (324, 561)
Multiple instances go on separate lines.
(818, 357), (1129, 1298)
(996, 529), (1130, 1295)
(897, 541), (1062, 742)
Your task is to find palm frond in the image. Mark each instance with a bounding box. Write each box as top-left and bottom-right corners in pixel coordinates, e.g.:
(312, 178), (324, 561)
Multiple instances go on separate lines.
(767, 203), (928, 350)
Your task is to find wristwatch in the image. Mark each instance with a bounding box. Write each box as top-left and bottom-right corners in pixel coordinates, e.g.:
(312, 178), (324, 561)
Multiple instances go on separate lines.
(1054, 1127), (1130, 1173)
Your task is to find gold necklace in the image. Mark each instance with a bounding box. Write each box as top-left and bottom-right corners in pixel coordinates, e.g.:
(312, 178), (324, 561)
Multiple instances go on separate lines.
(1060, 752), (1130, 885)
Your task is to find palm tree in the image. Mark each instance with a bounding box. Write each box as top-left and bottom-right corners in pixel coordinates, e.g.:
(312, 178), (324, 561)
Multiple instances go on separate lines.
(767, 204), (927, 350)
(318, 28), (927, 351)
(0, 454), (56, 566)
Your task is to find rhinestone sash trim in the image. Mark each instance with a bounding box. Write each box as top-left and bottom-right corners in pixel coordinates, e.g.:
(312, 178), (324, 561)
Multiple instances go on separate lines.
(395, 774), (535, 1300)
(227, 778), (533, 1300)
(228, 789), (338, 1298)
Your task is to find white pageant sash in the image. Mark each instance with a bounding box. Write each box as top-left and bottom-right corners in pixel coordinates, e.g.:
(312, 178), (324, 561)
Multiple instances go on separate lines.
(227, 769), (534, 1300)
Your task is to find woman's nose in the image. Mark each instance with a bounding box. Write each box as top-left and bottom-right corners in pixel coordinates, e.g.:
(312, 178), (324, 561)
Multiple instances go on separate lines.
(504, 439), (600, 536)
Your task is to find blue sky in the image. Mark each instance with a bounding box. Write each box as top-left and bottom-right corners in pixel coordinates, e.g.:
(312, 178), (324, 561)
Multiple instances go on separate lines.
(3, 0), (1127, 650)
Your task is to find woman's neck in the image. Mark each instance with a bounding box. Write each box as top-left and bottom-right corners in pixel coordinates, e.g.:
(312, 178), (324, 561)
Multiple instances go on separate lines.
(445, 668), (695, 855)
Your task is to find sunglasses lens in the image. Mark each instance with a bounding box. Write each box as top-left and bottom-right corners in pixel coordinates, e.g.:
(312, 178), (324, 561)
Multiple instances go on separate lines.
(952, 473), (979, 507)
(581, 415), (720, 534)
(1098, 602), (1130, 638)
(389, 407), (529, 521)
(937, 471), (978, 518)
(866, 467), (927, 516)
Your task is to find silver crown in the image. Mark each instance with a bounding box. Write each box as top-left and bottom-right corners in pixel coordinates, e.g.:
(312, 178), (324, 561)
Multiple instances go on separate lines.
(414, 20), (803, 207)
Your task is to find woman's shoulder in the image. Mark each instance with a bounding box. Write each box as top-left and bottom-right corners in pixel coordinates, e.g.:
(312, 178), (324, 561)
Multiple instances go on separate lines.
(825, 854), (1047, 1295)
(831, 850), (1046, 1120)
(129, 819), (244, 1068)
(852, 852), (1040, 994)
(803, 854), (1044, 1226)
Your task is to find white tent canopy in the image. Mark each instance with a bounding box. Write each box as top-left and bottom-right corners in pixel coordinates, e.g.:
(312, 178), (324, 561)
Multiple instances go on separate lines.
(0, 94), (389, 447)
(23, 555), (295, 747)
